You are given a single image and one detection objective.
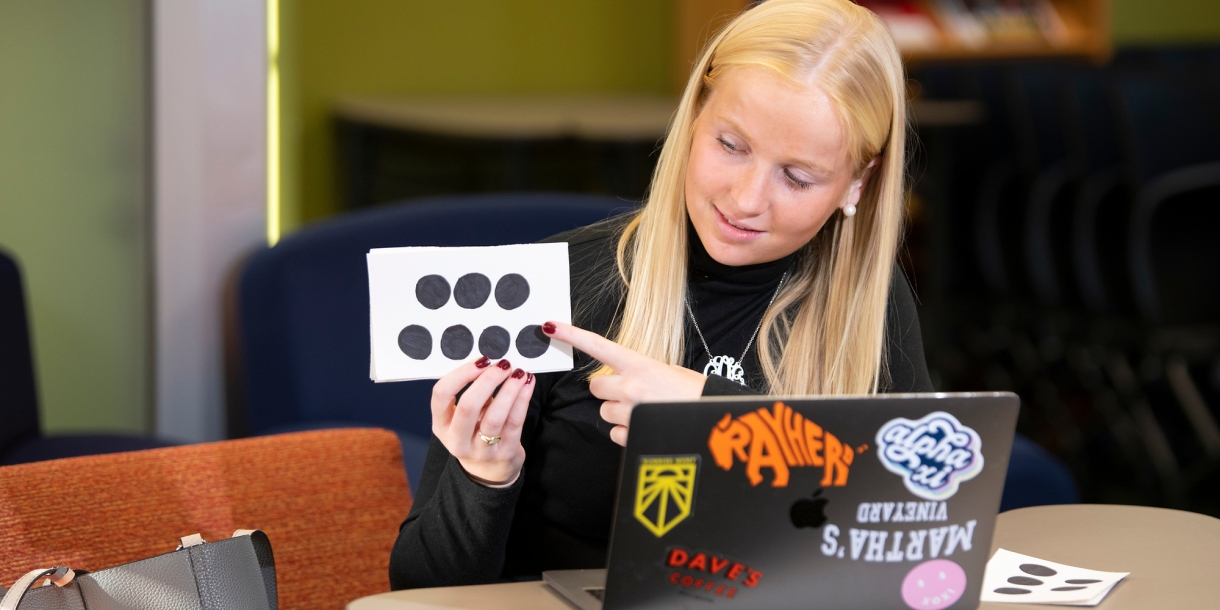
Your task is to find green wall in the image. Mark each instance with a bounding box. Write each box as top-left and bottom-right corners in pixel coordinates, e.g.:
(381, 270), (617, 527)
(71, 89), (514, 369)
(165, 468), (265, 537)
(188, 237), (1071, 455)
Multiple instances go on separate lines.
(285, 0), (673, 228)
(0, 1), (149, 434)
(281, 0), (1220, 231)
(1113, 0), (1220, 44)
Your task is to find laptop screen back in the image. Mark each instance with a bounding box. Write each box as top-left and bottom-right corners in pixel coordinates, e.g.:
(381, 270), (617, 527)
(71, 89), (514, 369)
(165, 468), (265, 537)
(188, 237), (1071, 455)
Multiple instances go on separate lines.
(603, 393), (1018, 610)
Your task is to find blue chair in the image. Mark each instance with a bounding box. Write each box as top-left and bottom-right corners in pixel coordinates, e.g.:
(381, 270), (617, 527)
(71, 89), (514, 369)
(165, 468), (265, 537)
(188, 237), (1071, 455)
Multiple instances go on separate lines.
(236, 193), (637, 491)
(0, 248), (172, 465)
(1000, 434), (1080, 512)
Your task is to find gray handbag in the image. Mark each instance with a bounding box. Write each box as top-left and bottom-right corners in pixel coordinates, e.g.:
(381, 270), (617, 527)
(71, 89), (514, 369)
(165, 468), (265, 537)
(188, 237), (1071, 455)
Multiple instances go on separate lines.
(0, 530), (276, 610)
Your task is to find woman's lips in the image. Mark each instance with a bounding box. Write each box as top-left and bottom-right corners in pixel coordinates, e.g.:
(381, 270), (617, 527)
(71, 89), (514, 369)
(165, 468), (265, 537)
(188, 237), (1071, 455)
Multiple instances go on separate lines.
(714, 207), (764, 241)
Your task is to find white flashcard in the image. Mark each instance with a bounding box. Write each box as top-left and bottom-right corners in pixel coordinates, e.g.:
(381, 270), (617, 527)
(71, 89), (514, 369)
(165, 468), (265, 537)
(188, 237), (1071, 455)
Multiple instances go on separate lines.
(980, 548), (1128, 606)
(368, 243), (573, 382)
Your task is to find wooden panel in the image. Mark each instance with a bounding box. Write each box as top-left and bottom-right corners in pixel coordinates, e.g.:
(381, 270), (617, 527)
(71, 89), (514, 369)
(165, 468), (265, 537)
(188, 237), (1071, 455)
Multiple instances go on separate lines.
(673, 0), (751, 90)
(905, 0), (1112, 63)
(673, 0), (1112, 71)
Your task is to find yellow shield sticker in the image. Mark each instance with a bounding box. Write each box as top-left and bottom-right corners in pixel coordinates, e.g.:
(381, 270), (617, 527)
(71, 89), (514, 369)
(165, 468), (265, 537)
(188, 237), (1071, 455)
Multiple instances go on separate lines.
(634, 455), (699, 537)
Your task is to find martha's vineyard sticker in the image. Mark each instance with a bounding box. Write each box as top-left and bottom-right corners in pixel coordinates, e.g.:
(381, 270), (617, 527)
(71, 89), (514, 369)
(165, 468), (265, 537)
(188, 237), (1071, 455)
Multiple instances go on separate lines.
(875, 411), (984, 501)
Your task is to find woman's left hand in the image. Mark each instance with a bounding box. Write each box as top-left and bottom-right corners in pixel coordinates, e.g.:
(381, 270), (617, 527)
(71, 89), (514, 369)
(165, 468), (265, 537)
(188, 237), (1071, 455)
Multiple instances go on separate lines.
(543, 320), (707, 446)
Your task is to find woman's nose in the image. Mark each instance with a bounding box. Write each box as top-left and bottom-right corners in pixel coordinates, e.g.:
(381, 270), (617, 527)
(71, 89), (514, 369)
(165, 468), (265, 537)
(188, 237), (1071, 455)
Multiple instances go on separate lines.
(728, 161), (770, 215)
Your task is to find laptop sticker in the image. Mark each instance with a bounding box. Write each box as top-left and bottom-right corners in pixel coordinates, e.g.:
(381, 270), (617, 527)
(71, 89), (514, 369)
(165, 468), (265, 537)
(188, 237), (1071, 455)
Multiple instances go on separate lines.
(875, 411), (984, 501)
(662, 546), (763, 600)
(790, 488), (830, 529)
(901, 559), (967, 610)
(634, 455), (699, 537)
(819, 519), (978, 562)
(708, 401), (855, 487)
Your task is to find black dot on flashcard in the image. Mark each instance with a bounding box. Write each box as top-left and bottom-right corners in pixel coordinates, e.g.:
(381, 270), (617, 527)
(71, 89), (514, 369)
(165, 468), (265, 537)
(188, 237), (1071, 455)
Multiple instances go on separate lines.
(397, 325), (432, 360)
(494, 273), (530, 310)
(993, 588), (1031, 595)
(415, 275), (451, 310)
(440, 325), (474, 359)
(454, 273), (491, 309)
(1052, 586), (1087, 592)
(1065, 580), (1101, 584)
(479, 326), (511, 359)
(1020, 564), (1058, 577)
(1007, 577), (1043, 586)
(516, 325), (550, 358)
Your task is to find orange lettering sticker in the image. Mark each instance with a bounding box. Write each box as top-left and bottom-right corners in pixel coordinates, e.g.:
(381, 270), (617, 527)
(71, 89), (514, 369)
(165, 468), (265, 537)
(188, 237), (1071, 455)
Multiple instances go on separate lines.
(709, 402), (854, 488)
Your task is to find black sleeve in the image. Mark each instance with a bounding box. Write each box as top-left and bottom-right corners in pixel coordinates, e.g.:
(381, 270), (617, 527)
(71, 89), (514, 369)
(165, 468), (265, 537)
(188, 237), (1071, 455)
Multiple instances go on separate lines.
(388, 436), (524, 589)
(701, 265), (931, 396)
(388, 370), (557, 590)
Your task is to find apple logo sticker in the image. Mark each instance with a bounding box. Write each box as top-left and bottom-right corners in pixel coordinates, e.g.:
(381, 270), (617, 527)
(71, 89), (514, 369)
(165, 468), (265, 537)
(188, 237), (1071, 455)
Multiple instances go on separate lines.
(790, 488), (829, 529)
(901, 559), (966, 610)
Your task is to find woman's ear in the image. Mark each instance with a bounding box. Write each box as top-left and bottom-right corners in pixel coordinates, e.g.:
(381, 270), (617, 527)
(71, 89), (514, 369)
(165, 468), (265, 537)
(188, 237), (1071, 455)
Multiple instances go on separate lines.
(843, 157), (880, 211)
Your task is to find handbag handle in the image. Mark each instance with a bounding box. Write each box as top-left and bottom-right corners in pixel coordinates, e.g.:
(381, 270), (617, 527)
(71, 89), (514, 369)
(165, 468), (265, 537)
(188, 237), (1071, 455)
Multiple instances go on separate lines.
(233, 529), (278, 610)
(0, 567), (75, 610)
(0, 530), (273, 610)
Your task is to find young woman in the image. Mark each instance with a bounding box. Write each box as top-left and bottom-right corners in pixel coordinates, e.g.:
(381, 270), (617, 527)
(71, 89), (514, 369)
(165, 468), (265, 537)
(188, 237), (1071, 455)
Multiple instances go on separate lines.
(390, 0), (930, 588)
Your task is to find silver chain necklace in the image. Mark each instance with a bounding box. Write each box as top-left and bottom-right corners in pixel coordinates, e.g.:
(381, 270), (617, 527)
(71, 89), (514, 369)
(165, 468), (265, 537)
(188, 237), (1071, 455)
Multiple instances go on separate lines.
(685, 271), (788, 385)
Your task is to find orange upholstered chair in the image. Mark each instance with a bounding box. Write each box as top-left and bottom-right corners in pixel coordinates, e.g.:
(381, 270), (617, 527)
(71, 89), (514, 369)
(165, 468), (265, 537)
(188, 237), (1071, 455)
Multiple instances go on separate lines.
(0, 429), (411, 610)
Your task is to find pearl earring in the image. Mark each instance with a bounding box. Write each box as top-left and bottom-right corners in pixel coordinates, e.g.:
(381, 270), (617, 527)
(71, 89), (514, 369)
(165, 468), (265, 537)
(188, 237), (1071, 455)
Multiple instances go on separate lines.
(843, 203), (857, 217)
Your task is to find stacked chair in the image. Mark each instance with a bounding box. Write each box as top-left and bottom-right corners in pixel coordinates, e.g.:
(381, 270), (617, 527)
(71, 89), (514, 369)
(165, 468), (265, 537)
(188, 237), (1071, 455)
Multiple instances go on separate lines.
(912, 46), (1220, 515)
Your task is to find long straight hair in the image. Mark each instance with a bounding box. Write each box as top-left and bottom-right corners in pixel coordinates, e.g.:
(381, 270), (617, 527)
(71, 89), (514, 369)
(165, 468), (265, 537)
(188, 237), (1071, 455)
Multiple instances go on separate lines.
(595, 0), (908, 395)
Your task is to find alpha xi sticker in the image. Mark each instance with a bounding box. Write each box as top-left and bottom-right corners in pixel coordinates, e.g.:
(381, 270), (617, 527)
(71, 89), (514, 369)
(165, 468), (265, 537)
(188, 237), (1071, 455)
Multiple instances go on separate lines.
(634, 455), (699, 537)
(875, 412), (984, 501)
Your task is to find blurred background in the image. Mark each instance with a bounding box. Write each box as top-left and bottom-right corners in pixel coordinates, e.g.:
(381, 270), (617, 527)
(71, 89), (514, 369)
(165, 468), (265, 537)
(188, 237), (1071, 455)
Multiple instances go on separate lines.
(1, 0), (1218, 512)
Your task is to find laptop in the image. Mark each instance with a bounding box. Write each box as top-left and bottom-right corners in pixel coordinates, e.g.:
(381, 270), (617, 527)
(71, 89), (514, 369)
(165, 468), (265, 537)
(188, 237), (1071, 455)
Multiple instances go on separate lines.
(544, 392), (1019, 609)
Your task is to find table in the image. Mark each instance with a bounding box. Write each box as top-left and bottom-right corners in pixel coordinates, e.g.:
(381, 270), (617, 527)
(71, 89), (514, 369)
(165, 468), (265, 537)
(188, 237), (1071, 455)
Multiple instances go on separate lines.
(349, 504), (1220, 609)
(982, 504), (1219, 609)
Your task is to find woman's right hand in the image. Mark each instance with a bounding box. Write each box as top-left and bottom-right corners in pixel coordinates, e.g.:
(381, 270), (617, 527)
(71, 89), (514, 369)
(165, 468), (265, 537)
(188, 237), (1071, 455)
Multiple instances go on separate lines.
(430, 356), (535, 487)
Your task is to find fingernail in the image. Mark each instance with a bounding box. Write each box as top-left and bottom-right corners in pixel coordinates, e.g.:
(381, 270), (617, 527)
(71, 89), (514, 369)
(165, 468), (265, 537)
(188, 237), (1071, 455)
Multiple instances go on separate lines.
(497, 359), (511, 370)
(511, 368), (525, 379)
(542, 322), (556, 335)
(526, 373), (534, 384)
(475, 356), (491, 368)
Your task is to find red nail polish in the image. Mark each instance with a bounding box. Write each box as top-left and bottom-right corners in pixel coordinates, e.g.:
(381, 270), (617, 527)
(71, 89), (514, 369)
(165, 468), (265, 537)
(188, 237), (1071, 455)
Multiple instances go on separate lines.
(512, 368), (525, 379)
(497, 359), (511, 370)
(526, 373), (534, 384)
(542, 322), (556, 335)
(474, 356), (491, 368)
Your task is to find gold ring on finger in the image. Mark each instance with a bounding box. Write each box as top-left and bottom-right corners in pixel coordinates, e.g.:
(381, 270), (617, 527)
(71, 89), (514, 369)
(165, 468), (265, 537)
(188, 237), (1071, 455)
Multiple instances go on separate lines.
(478, 431), (501, 445)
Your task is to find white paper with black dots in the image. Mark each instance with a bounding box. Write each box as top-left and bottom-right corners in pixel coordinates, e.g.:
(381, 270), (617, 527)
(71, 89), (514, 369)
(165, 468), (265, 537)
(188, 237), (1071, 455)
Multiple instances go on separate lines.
(981, 549), (1128, 606)
(367, 243), (573, 382)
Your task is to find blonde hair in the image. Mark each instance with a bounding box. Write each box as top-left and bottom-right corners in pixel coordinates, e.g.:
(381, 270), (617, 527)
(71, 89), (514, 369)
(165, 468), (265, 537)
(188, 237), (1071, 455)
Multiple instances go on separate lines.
(596, 0), (907, 395)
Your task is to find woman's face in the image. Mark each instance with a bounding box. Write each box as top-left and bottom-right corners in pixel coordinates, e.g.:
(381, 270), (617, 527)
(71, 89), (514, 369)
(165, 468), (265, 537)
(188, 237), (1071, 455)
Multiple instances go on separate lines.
(685, 66), (871, 267)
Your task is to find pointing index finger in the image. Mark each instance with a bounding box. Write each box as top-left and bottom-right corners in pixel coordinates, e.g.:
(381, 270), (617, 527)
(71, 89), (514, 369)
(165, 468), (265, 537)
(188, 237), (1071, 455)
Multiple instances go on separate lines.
(544, 320), (638, 373)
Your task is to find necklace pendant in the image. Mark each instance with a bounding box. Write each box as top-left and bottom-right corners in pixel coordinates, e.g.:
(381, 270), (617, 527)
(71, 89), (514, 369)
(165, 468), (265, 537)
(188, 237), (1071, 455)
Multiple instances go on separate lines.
(703, 355), (746, 385)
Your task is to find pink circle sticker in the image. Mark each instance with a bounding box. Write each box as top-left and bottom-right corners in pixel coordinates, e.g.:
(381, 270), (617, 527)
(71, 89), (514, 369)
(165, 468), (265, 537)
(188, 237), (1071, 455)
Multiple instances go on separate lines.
(901, 559), (967, 609)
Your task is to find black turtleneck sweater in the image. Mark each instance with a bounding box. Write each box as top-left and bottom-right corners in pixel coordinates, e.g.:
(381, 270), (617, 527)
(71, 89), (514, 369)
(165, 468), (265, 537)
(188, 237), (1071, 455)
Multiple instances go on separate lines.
(684, 219), (796, 391)
(389, 214), (932, 590)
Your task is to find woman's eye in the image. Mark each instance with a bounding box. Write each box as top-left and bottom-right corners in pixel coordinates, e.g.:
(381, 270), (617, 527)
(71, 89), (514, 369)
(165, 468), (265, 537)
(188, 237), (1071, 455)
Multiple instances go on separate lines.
(717, 137), (738, 152)
(784, 169), (812, 190)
